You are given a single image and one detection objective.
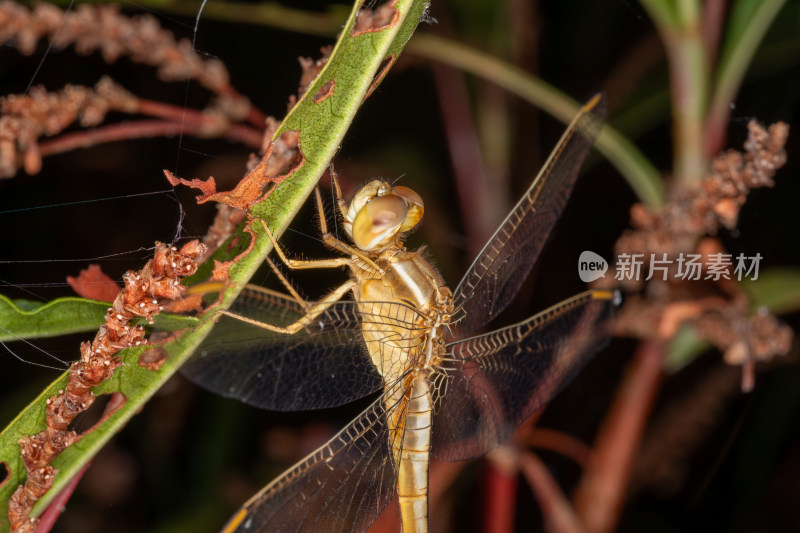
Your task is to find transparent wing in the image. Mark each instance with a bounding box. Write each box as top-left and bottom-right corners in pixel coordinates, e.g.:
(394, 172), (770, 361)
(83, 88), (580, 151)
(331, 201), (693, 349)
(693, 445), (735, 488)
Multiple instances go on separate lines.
(221, 385), (409, 533)
(181, 287), (425, 411)
(431, 290), (618, 461)
(450, 95), (607, 337)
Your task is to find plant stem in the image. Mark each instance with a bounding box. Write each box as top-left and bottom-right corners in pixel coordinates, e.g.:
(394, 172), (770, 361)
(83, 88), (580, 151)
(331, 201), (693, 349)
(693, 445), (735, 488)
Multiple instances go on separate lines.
(38, 119), (263, 157)
(526, 428), (592, 468)
(519, 452), (585, 533)
(484, 447), (519, 533)
(572, 341), (664, 533)
(62, 0), (665, 206)
(641, 0), (709, 186)
(431, 62), (494, 256)
(408, 34), (665, 207)
(705, 0), (787, 156)
(701, 0), (727, 68)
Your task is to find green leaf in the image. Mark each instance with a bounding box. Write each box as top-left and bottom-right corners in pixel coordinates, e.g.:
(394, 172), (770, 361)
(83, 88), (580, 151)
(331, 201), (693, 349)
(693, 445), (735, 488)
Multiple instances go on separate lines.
(665, 325), (713, 372)
(0, 295), (109, 341)
(0, 0), (429, 527)
(663, 268), (800, 371)
(405, 34), (665, 207)
(67, 0), (665, 206)
(714, 0), (787, 94)
(742, 268), (800, 315)
(706, 0), (787, 147)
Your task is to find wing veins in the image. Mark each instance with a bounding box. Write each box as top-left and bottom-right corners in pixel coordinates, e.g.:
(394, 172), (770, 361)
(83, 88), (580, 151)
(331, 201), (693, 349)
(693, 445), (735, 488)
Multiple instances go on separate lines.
(450, 96), (607, 336)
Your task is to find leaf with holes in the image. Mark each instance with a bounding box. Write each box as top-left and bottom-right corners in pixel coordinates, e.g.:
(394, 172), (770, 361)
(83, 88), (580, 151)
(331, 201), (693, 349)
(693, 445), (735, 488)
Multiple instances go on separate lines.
(0, 295), (109, 342)
(0, 0), (429, 530)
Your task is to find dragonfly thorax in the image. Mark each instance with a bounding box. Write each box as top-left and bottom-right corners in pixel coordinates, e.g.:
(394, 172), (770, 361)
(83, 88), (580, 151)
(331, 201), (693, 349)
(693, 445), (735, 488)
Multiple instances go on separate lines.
(190, 95), (614, 533)
(342, 179), (424, 251)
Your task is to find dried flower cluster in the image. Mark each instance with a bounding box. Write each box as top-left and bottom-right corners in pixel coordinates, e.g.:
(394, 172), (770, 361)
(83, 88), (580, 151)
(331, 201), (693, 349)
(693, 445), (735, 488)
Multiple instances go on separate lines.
(698, 306), (792, 368)
(605, 121), (792, 388)
(2, 3), (386, 528)
(0, 2), (233, 95)
(0, 2), (266, 180)
(0, 77), (135, 177)
(617, 121), (789, 260)
(8, 241), (206, 533)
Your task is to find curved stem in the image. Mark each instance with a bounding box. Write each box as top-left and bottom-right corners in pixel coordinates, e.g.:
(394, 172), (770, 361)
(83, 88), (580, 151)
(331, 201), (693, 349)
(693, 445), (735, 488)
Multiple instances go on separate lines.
(408, 34), (665, 206)
(705, 0), (787, 155)
(484, 447), (519, 533)
(68, 0), (665, 206)
(701, 0), (727, 67)
(38, 119), (263, 157)
(641, 0), (709, 186)
(526, 428), (592, 469)
(572, 341), (664, 533)
(519, 452), (585, 533)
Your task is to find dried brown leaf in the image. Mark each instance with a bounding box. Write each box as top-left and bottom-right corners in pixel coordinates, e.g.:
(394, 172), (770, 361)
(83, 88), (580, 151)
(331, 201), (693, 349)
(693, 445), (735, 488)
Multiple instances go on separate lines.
(66, 265), (121, 302)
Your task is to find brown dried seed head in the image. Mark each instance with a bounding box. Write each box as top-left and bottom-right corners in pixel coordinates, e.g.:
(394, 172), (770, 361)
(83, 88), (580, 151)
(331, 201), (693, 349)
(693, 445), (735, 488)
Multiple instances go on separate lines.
(8, 239), (207, 531)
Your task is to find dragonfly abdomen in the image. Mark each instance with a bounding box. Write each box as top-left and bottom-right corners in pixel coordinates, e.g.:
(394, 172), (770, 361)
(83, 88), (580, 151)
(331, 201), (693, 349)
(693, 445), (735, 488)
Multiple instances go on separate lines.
(390, 374), (432, 533)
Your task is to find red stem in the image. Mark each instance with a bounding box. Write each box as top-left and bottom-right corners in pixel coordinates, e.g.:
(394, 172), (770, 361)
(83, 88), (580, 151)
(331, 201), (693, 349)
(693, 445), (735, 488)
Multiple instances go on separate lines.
(137, 98), (195, 122)
(519, 452), (585, 533)
(704, 105), (730, 160)
(428, 4), (494, 257)
(483, 448), (518, 533)
(526, 428), (591, 469)
(700, 0), (729, 157)
(217, 82), (268, 128)
(701, 0), (727, 70)
(572, 341), (664, 533)
(244, 105), (268, 129)
(33, 461), (92, 533)
(137, 98), (265, 147)
(432, 63), (493, 257)
(38, 119), (263, 157)
(481, 413), (545, 532)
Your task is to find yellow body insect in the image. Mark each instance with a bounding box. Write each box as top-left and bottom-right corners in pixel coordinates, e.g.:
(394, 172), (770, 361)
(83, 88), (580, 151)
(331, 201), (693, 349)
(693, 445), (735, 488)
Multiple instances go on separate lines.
(185, 94), (617, 533)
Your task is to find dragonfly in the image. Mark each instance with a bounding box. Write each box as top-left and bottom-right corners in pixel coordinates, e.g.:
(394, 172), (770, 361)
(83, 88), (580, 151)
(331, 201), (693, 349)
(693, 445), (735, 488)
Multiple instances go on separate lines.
(182, 94), (618, 533)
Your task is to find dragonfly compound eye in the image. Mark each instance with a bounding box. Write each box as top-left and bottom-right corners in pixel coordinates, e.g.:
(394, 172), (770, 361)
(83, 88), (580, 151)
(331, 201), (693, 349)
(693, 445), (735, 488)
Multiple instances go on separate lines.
(392, 185), (424, 232)
(352, 194), (408, 250)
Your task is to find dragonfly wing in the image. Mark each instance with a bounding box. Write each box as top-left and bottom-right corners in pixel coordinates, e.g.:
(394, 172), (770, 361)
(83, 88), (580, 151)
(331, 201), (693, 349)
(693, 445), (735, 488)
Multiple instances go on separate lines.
(221, 385), (409, 533)
(431, 290), (618, 462)
(182, 287), (413, 411)
(450, 95), (606, 337)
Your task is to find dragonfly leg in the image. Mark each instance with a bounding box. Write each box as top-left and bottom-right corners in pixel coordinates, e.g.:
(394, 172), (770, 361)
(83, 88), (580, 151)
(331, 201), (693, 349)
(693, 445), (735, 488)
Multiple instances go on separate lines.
(256, 212), (352, 311)
(259, 218), (351, 270)
(319, 230), (382, 271)
(222, 278), (356, 334)
(312, 187), (384, 273)
(330, 165), (349, 220)
(262, 256), (310, 310)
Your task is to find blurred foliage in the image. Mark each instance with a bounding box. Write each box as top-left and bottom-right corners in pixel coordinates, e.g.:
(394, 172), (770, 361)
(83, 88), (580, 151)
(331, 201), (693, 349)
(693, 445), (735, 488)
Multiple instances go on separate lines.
(0, 0), (799, 532)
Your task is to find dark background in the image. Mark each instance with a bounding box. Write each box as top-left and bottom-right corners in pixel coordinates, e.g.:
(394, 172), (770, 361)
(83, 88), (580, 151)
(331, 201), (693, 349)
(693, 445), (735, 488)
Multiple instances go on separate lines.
(1, 0), (799, 531)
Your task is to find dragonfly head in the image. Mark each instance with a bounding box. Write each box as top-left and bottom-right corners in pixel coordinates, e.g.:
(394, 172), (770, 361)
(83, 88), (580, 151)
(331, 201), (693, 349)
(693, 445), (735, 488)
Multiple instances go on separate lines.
(343, 180), (424, 251)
